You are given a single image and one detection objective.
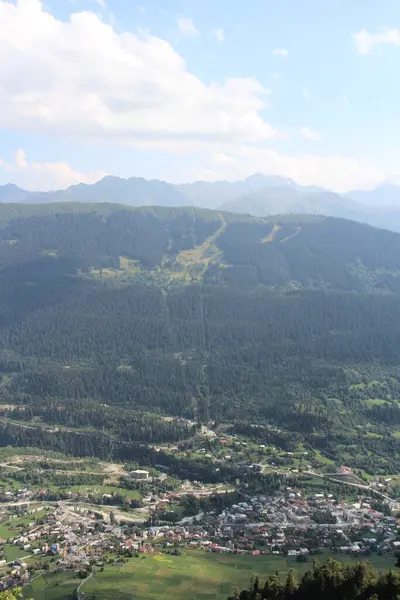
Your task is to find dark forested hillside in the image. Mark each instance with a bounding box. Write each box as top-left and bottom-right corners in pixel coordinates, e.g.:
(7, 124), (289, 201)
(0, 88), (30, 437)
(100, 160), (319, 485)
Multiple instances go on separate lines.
(3, 174), (400, 232)
(1, 203), (400, 473)
(229, 558), (400, 600)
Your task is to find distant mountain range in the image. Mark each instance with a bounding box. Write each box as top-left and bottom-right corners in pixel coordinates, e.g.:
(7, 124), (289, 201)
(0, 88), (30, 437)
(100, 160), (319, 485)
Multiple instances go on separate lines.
(2, 174), (400, 232)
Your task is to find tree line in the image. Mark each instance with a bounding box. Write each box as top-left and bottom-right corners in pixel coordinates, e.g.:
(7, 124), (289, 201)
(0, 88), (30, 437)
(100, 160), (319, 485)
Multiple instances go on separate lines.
(229, 558), (400, 600)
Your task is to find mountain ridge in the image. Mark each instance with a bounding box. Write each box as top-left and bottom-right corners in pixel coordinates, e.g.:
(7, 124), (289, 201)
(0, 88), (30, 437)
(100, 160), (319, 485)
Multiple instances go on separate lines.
(0, 201), (399, 293)
(2, 173), (400, 232)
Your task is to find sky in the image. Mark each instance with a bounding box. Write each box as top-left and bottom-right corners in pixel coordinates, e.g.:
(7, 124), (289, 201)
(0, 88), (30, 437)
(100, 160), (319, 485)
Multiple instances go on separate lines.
(0, 0), (400, 192)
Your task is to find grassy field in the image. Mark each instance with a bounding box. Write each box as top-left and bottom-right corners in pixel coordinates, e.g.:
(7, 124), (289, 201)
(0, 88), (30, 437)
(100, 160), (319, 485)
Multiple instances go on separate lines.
(54, 484), (141, 499)
(25, 571), (80, 600)
(23, 550), (399, 600)
(0, 509), (50, 541)
(0, 523), (14, 539)
(3, 543), (32, 562)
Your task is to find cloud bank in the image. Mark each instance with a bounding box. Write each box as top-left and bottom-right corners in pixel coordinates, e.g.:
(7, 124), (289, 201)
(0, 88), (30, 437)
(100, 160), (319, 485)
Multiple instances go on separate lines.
(0, 0), (396, 192)
(0, 149), (105, 190)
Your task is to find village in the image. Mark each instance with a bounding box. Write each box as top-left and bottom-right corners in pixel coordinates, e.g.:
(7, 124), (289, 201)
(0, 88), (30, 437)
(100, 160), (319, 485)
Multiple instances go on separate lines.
(1, 476), (400, 593)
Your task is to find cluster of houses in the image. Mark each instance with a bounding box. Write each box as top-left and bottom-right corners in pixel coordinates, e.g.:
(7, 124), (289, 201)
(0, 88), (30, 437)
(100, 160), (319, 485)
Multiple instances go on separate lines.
(0, 482), (400, 592)
(143, 489), (400, 557)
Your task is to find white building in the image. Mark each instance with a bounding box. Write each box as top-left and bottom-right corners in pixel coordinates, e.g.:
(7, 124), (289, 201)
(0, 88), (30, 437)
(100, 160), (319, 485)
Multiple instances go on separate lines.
(129, 469), (149, 480)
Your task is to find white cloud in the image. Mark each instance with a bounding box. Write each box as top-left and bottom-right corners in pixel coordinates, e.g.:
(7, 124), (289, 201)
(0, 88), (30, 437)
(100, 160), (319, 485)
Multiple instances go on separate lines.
(213, 28), (225, 43)
(272, 48), (288, 58)
(0, 0), (397, 194)
(176, 16), (198, 36)
(353, 28), (400, 55)
(0, 0), (274, 145)
(300, 127), (321, 141)
(91, 0), (106, 7)
(0, 149), (106, 190)
(186, 145), (387, 193)
(302, 87), (310, 100)
(343, 94), (350, 106)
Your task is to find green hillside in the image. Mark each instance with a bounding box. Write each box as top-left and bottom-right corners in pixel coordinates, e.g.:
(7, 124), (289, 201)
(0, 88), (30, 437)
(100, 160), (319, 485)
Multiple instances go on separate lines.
(0, 203), (400, 474)
(22, 551), (400, 600)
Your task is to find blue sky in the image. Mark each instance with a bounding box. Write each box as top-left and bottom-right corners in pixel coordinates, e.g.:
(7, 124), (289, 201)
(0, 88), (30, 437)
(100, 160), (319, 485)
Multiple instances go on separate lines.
(0, 0), (399, 191)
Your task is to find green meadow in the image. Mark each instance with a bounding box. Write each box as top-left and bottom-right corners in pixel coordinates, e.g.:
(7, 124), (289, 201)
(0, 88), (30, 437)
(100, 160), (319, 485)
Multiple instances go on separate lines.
(24, 549), (398, 600)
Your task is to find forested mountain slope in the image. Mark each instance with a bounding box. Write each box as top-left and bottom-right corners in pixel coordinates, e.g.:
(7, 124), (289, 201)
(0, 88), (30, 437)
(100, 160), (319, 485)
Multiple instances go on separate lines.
(0, 203), (400, 474)
(3, 174), (400, 232)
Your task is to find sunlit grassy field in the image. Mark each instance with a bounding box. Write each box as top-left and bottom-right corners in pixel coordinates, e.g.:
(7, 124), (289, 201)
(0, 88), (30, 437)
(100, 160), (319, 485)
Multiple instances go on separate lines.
(24, 550), (398, 600)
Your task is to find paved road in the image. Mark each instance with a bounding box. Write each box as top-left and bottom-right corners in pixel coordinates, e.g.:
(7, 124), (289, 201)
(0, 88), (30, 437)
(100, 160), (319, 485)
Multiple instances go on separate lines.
(77, 571), (93, 600)
(305, 470), (393, 501)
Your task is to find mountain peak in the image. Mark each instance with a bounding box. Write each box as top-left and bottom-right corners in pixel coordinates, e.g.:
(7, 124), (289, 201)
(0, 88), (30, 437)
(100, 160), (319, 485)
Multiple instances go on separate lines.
(245, 173), (296, 187)
(2, 174), (400, 232)
(0, 182), (30, 203)
(2, 183), (23, 190)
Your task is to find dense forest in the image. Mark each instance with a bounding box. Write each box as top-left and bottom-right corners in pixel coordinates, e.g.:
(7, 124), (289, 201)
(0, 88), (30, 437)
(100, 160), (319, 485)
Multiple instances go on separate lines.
(229, 558), (400, 600)
(0, 203), (400, 473)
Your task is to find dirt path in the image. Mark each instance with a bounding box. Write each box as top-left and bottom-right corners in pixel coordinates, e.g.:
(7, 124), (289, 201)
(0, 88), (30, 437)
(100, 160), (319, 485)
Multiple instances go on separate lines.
(174, 211), (228, 278)
(0, 462), (23, 471)
(78, 571), (93, 599)
(262, 223), (281, 243)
